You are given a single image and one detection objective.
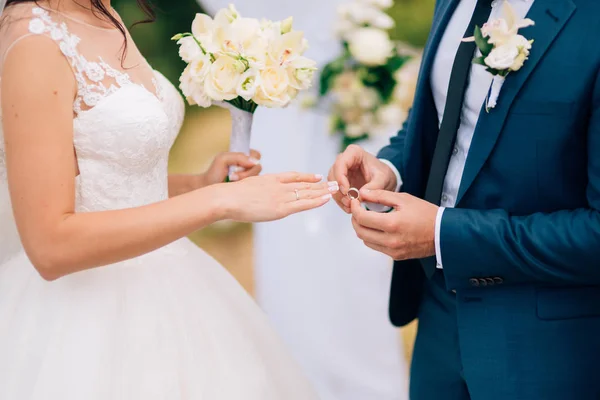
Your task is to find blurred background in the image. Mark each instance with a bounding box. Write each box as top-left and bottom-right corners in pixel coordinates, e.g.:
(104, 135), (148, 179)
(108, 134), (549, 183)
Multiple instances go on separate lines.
(112, 0), (436, 363)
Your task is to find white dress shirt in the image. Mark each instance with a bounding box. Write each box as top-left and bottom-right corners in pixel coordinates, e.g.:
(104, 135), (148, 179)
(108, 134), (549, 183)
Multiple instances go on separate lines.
(382, 0), (535, 268)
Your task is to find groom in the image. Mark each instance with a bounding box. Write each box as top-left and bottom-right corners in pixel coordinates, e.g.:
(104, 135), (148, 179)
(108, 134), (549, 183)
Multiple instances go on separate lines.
(331, 0), (600, 398)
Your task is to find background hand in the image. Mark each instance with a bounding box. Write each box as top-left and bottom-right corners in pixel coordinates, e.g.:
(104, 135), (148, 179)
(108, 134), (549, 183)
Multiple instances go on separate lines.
(203, 149), (262, 186)
(350, 190), (438, 260)
(220, 172), (339, 223)
(328, 144), (398, 213)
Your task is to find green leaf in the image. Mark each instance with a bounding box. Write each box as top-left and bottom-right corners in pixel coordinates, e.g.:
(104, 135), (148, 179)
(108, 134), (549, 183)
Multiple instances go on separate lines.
(472, 56), (487, 66)
(386, 54), (410, 73)
(225, 98), (258, 114)
(171, 32), (192, 41)
(473, 26), (493, 56)
(362, 66), (394, 102)
(319, 59), (345, 96)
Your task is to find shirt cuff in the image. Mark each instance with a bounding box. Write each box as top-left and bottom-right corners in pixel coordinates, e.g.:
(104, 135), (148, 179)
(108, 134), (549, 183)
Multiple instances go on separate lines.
(435, 207), (445, 269)
(378, 159), (403, 192)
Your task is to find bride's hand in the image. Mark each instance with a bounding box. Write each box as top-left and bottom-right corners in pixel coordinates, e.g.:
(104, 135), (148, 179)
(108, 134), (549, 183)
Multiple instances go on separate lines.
(218, 172), (340, 223)
(203, 149), (262, 186)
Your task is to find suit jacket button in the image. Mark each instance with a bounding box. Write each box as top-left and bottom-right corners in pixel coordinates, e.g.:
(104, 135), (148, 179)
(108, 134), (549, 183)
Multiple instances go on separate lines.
(469, 278), (480, 287)
(486, 278), (495, 286)
(479, 278), (488, 287)
(494, 277), (504, 285)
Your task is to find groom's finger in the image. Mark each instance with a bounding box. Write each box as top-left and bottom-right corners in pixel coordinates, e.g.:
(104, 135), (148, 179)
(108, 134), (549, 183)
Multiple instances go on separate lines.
(333, 146), (362, 193)
(351, 199), (391, 230)
(360, 189), (401, 207)
(351, 215), (388, 244)
(329, 168), (351, 213)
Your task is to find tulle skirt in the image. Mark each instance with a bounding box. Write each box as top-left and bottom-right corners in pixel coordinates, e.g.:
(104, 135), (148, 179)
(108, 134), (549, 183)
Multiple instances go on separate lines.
(0, 239), (318, 400)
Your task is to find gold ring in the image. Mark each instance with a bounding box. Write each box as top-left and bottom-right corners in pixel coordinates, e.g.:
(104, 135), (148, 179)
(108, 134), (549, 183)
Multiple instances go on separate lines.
(347, 187), (360, 201)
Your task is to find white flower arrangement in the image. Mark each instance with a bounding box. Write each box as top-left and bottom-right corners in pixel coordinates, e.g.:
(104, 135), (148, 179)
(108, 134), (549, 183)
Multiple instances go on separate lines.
(172, 4), (317, 179)
(172, 4), (317, 113)
(317, 0), (420, 150)
(463, 0), (535, 110)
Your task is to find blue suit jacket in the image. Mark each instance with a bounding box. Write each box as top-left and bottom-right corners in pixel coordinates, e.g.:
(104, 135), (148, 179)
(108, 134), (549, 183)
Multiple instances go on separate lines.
(379, 0), (600, 396)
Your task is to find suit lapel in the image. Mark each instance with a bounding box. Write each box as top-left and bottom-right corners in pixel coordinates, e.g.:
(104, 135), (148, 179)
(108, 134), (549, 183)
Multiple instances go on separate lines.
(455, 0), (576, 204)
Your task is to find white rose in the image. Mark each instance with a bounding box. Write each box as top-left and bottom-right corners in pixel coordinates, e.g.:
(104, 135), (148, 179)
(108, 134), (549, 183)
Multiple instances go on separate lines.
(343, 4), (394, 29)
(204, 55), (245, 101)
(346, 123), (366, 138)
(180, 65), (212, 107)
(358, 0), (394, 9)
(236, 68), (260, 101)
(333, 19), (355, 39)
(268, 31), (307, 67)
(254, 66), (292, 107)
(215, 17), (267, 66)
(188, 53), (212, 81)
(214, 4), (240, 26)
(357, 87), (381, 110)
(358, 7), (395, 30)
(289, 56), (317, 90)
(191, 14), (216, 52)
(393, 58), (420, 109)
(177, 36), (202, 63)
(484, 44), (520, 70)
(367, 10), (395, 30)
(376, 104), (408, 127)
(347, 28), (394, 67)
(280, 17), (294, 34)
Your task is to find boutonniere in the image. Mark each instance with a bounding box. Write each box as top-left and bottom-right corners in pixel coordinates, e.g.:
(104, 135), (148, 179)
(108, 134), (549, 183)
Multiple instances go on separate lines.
(463, 0), (535, 111)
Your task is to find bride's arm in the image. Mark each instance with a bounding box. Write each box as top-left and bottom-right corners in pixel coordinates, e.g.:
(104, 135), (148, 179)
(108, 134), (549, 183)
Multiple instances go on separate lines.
(2, 38), (334, 281)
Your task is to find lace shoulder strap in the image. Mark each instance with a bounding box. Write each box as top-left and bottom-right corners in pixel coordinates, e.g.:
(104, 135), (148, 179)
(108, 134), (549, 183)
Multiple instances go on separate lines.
(26, 7), (136, 114)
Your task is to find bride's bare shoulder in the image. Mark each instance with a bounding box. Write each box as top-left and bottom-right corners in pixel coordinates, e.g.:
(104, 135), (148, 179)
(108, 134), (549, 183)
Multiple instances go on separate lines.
(0, 3), (72, 75)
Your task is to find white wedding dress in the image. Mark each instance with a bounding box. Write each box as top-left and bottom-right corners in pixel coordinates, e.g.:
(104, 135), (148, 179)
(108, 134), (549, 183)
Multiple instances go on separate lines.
(198, 2), (409, 399)
(0, 4), (318, 399)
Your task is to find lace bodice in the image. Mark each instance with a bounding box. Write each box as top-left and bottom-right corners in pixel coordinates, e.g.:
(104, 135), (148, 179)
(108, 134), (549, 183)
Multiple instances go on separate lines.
(0, 5), (185, 263)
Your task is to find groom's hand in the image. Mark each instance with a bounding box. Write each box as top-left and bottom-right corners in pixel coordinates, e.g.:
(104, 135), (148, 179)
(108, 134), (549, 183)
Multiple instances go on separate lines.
(328, 145), (398, 213)
(350, 190), (438, 261)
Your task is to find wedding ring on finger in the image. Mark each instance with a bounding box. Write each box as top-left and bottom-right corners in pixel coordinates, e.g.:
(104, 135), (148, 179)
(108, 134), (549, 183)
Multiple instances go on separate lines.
(294, 189), (300, 201)
(347, 187), (360, 201)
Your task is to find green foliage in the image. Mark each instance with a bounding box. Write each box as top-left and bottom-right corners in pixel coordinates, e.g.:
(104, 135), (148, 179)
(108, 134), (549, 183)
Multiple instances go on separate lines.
(320, 54), (349, 96)
(388, 0), (436, 47)
(473, 25), (493, 56)
(361, 54), (409, 102)
(342, 133), (369, 150)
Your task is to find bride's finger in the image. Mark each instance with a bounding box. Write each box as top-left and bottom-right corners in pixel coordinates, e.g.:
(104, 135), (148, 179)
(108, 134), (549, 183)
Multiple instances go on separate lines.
(288, 181), (338, 192)
(284, 194), (333, 215)
(276, 172), (323, 184)
(291, 186), (338, 202)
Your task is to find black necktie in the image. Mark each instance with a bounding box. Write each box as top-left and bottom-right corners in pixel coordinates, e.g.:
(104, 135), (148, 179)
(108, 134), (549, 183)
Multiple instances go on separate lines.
(421, 0), (493, 278)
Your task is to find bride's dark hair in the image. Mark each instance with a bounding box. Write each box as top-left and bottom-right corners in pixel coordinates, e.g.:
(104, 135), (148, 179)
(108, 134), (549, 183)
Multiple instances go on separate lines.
(4, 0), (156, 60)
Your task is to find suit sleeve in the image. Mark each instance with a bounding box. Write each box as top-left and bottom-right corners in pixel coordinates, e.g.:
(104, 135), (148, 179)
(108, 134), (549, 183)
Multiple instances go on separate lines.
(440, 68), (600, 290)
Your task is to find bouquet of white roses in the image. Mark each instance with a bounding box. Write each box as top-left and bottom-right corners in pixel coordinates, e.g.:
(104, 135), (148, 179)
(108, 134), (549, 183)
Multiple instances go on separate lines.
(317, 0), (420, 150)
(172, 4), (317, 178)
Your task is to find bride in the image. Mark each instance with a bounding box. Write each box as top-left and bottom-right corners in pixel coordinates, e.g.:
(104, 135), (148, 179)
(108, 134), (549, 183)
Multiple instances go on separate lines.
(0, 0), (338, 398)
